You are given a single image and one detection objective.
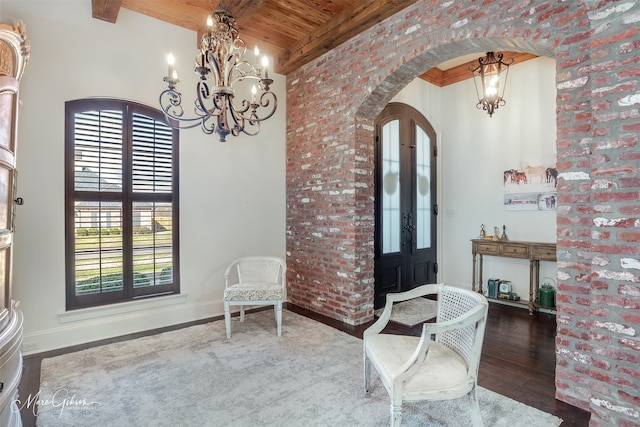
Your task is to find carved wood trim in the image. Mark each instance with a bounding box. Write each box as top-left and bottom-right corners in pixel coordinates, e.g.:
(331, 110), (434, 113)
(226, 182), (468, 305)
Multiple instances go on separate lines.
(0, 22), (30, 80)
(420, 52), (538, 87)
(0, 43), (13, 77)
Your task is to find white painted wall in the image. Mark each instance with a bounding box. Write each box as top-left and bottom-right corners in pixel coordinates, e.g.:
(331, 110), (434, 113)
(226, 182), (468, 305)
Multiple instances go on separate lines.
(392, 57), (558, 301)
(3, 1), (287, 354)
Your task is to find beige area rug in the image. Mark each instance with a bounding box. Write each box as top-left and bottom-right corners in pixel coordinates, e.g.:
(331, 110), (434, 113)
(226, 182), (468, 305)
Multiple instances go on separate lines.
(36, 310), (562, 427)
(374, 297), (438, 326)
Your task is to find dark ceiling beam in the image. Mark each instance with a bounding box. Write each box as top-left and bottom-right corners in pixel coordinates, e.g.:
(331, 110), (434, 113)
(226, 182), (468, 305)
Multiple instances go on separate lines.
(277, 0), (418, 75)
(91, 0), (123, 23)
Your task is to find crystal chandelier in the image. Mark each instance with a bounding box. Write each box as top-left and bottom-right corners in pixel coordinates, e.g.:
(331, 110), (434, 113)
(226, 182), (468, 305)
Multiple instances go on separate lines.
(469, 52), (513, 117)
(159, 1), (277, 142)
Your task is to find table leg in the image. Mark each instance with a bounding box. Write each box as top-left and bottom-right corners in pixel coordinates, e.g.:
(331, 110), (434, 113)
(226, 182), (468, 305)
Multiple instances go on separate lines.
(472, 253), (477, 292)
(478, 254), (484, 294)
(534, 259), (540, 309)
(529, 259), (535, 315)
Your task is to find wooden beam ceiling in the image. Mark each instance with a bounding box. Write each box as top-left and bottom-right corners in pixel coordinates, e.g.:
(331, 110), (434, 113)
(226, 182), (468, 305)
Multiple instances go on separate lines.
(91, 0), (123, 24)
(91, 0), (420, 75)
(90, 1), (536, 80)
(277, 0), (419, 75)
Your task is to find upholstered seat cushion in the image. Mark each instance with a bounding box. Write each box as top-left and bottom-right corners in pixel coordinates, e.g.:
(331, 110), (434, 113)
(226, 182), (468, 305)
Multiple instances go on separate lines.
(366, 334), (471, 400)
(223, 282), (284, 301)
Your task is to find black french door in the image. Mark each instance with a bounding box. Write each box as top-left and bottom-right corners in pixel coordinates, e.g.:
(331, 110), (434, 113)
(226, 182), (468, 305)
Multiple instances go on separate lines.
(374, 103), (438, 309)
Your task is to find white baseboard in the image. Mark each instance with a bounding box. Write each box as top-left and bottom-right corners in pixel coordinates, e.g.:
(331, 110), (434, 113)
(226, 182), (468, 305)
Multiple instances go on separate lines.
(22, 295), (226, 356)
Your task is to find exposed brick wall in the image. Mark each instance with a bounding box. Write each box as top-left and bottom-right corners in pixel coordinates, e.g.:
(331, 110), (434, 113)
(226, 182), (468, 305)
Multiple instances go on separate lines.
(286, 1), (640, 424)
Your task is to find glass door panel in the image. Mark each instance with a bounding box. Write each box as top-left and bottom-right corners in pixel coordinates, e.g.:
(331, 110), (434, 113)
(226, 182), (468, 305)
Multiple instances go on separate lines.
(381, 120), (400, 254)
(416, 125), (431, 250)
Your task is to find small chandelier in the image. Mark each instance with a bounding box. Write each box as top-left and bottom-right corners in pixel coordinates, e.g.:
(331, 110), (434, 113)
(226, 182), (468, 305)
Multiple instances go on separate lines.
(159, 1), (277, 142)
(469, 52), (513, 117)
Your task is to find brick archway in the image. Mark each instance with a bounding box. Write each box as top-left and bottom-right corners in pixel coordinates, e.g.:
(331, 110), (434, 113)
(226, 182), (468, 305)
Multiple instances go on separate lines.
(351, 36), (561, 318)
(287, 1), (640, 422)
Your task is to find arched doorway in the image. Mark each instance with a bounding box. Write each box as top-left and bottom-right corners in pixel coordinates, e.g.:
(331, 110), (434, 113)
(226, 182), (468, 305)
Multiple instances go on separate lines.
(374, 103), (438, 308)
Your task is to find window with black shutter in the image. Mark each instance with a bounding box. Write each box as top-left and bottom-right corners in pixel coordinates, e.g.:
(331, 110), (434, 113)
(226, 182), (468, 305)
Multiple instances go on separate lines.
(65, 99), (180, 309)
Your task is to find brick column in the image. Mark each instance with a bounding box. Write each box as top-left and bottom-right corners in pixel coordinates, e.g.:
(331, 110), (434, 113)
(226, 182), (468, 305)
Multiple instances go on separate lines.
(286, 1), (640, 422)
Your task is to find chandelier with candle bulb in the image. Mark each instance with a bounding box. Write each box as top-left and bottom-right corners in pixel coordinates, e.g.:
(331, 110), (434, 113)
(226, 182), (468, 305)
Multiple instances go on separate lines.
(159, 1), (277, 142)
(469, 52), (513, 117)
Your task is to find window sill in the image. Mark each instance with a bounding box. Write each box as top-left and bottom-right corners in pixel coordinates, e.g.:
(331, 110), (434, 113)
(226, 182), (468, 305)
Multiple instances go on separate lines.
(58, 293), (188, 324)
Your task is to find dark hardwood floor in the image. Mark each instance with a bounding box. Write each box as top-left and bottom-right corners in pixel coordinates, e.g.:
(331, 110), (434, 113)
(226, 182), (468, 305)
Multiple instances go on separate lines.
(18, 301), (589, 426)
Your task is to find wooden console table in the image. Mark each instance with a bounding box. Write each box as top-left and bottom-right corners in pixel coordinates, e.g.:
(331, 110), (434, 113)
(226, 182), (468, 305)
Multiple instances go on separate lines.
(471, 239), (556, 314)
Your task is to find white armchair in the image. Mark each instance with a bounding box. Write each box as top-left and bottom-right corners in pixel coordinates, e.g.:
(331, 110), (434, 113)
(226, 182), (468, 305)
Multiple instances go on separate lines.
(363, 283), (489, 427)
(223, 256), (286, 338)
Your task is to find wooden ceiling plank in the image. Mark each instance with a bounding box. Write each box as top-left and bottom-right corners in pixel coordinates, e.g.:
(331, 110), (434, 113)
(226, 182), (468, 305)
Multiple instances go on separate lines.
(239, 22), (298, 52)
(278, 0), (419, 74)
(92, 0), (123, 23)
(226, 0), (270, 24)
(295, 0), (356, 16)
(242, 7), (317, 41)
(268, 0), (336, 26)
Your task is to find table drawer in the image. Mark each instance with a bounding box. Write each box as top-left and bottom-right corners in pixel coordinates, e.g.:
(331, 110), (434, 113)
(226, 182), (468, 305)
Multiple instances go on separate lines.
(533, 246), (556, 260)
(476, 242), (499, 254)
(502, 244), (528, 257)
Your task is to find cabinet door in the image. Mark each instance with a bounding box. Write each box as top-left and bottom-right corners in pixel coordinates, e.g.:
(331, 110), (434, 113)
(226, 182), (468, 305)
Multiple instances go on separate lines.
(0, 76), (19, 331)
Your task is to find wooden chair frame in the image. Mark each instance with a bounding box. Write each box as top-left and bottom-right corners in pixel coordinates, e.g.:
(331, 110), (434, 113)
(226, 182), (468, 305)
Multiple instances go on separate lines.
(363, 283), (489, 426)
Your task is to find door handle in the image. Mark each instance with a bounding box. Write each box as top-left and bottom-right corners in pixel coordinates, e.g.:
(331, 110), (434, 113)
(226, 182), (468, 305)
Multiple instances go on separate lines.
(403, 213), (415, 232)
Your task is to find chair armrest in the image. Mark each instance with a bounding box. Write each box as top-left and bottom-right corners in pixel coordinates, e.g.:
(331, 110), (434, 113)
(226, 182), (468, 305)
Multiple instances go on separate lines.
(394, 330), (433, 384)
(393, 302), (487, 384)
(363, 303), (392, 338)
(363, 283), (443, 338)
(386, 283), (442, 304)
(223, 261), (239, 288)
